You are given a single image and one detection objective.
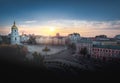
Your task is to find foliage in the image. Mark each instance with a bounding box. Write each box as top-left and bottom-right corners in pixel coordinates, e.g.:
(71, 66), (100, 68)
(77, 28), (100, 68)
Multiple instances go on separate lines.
(79, 47), (88, 57)
(68, 43), (76, 51)
(32, 51), (45, 66)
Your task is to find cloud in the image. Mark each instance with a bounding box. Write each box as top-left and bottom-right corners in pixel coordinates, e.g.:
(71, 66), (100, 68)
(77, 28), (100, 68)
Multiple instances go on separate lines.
(1, 19), (120, 37)
(20, 19), (120, 31)
(45, 19), (120, 30)
(24, 20), (37, 24)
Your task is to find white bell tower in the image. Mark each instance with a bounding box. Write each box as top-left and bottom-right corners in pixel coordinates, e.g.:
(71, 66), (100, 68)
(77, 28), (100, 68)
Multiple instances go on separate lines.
(10, 21), (20, 45)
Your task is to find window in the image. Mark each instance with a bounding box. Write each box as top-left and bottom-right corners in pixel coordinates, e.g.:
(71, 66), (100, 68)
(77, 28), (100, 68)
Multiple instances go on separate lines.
(98, 49), (99, 51)
(15, 37), (17, 40)
(103, 49), (105, 52)
(106, 50), (108, 52)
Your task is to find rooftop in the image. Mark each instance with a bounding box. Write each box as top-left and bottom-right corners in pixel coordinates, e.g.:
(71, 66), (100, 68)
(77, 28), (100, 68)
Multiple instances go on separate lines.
(77, 38), (92, 43)
(93, 45), (120, 50)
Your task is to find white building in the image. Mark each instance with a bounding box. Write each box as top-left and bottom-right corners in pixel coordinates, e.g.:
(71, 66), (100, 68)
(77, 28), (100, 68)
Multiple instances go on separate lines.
(68, 33), (81, 44)
(10, 21), (20, 45)
(20, 34), (30, 43)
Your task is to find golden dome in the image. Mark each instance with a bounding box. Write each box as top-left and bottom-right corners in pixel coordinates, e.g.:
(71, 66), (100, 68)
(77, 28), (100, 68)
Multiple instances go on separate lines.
(11, 21), (18, 29)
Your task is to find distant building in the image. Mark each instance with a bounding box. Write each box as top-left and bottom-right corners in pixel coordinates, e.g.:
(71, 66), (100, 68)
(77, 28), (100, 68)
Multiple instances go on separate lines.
(35, 36), (66, 45)
(68, 33), (81, 44)
(95, 35), (109, 40)
(20, 34), (30, 43)
(114, 35), (120, 40)
(10, 21), (20, 45)
(114, 35), (120, 45)
(92, 45), (120, 60)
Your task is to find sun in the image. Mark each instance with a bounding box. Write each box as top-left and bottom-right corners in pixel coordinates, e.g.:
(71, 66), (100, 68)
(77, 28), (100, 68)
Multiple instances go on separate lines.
(49, 27), (55, 32)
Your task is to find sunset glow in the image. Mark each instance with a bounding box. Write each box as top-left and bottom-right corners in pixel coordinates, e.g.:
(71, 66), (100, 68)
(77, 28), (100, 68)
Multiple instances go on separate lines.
(49, 27), (55, 32)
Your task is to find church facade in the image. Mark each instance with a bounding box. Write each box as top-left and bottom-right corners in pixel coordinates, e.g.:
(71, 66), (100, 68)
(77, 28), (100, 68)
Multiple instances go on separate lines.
(10, 21), (20, 45)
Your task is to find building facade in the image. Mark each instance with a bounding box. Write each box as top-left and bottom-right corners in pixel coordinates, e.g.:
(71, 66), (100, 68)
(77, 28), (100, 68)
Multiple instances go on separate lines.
(35, 36), (66, 45)
(20, 34), (30, 43)
(91, 45), (120, 60)
(76, 38), (93, 55)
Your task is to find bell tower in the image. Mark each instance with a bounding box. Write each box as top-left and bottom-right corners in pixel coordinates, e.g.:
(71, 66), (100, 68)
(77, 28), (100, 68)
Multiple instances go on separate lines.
(10, 21), (20, 45)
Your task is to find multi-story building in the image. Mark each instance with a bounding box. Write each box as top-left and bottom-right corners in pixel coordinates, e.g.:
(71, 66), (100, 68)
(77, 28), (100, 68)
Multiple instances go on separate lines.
(91, 45), (120, 60)
(76, 38), (92, 55)
(114, 34), (120, 40)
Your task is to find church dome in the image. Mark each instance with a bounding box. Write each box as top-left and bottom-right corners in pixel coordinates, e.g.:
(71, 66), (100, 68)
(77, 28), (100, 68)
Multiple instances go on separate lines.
(12, 21), (18, 29)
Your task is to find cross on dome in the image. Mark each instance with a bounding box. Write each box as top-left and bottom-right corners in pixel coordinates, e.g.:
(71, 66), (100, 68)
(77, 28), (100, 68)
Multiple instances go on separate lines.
(14, 21), (15, 25)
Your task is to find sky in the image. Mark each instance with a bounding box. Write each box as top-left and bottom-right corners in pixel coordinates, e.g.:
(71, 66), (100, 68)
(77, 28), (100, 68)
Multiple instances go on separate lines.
(0, 0), (120, 37)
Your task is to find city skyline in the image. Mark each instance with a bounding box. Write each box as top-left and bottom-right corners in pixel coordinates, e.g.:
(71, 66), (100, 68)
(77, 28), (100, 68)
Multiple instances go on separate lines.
(0, 0), (120, 37)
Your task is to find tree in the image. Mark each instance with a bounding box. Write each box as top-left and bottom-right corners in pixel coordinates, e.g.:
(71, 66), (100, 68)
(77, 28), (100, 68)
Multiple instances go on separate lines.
(28, 36), (36, 44)
(32, 52), (44, 66)
(68, 43), (76, 50)
(80, 47), (88, 57)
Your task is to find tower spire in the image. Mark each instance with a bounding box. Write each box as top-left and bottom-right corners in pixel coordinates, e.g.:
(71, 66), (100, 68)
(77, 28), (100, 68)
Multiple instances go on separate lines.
(14, 21), (15, 25)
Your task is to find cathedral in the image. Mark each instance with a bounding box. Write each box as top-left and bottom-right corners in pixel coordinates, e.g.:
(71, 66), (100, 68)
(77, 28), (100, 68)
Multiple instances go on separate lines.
(10, 21), (20, 45)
